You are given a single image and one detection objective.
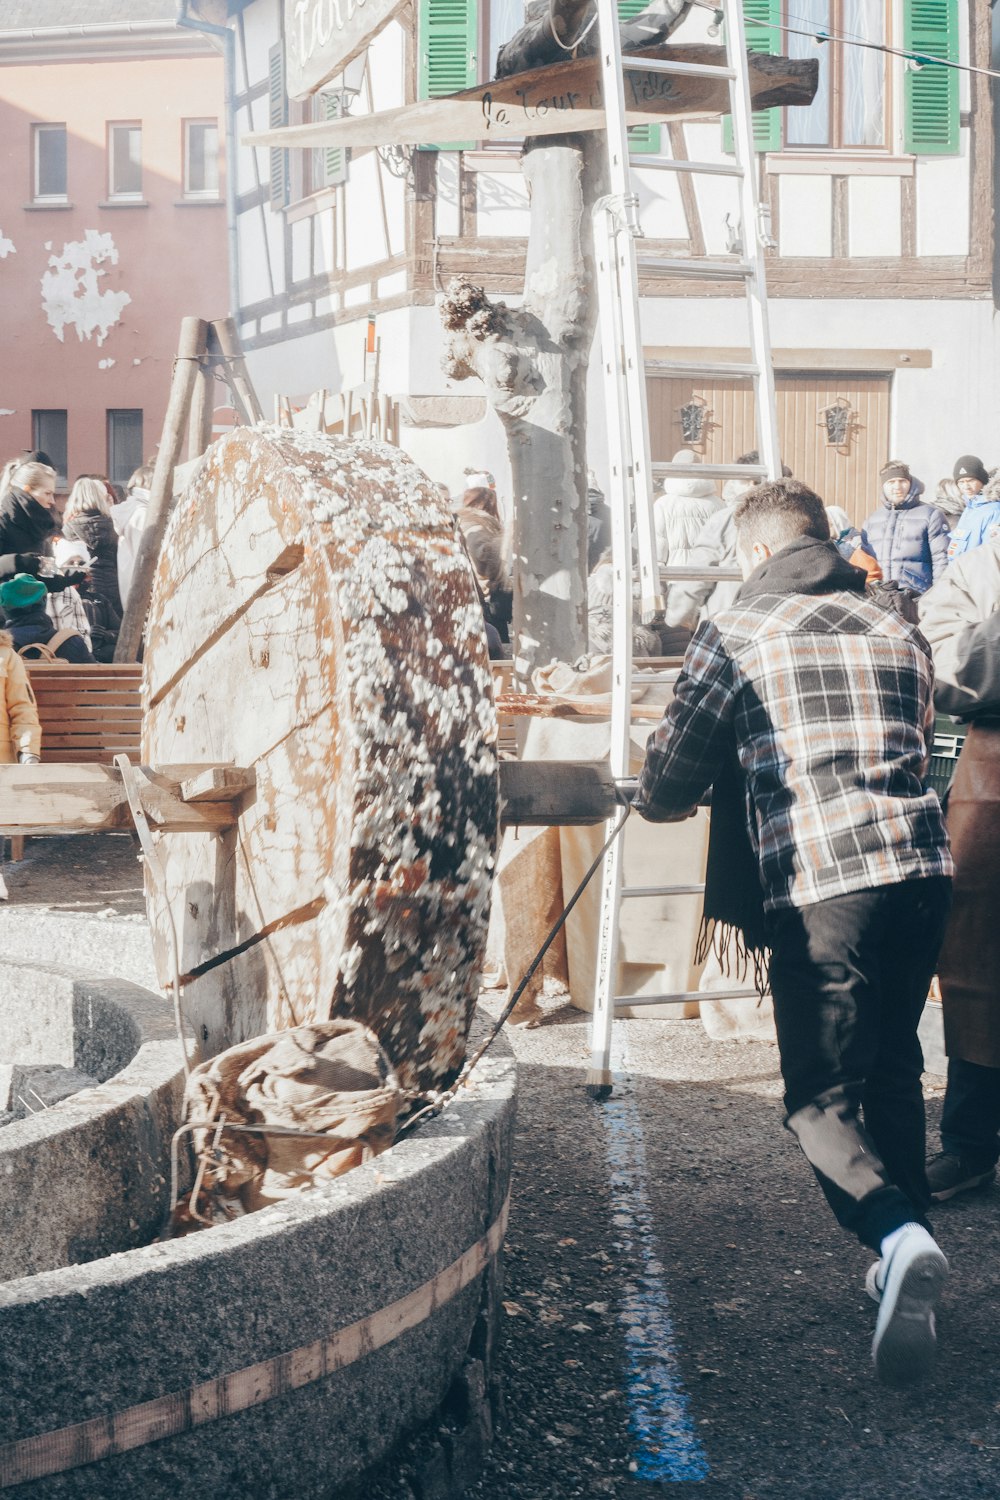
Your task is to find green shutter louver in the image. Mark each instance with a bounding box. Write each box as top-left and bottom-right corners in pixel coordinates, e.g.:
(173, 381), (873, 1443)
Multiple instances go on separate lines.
(722, 0), (782, 155)
(618, 0), (660, 154)
(322, 92), (348, 186)
(268, 42), (288, 209)
(418, 0), (477, 151)
(904, 0), (959, 155)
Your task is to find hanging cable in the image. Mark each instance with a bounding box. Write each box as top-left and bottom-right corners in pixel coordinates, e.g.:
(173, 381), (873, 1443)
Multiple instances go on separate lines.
(687, 0), (1000, 83)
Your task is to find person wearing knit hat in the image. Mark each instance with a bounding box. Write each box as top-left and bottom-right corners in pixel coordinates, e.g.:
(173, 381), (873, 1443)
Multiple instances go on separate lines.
(0, 574), (93, 663)
(946, 456), (1000, 562)
(859, 460), (950, 594)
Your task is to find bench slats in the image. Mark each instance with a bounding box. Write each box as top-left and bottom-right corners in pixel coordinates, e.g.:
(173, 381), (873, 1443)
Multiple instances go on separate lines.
(25, 663), (143, 767)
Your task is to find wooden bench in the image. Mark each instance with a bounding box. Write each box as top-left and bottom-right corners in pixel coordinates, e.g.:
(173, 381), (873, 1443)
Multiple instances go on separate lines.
(3, 664), (144, 862)
(26, 663), (143, 765)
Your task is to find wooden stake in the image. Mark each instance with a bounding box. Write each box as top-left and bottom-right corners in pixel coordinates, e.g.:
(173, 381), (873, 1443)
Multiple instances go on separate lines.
(187, 364), (214, 460)
(115, 317), (209, 662)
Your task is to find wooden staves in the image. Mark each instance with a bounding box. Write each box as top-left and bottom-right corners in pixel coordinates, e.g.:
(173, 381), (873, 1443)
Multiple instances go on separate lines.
(141, 427), (499, 1093)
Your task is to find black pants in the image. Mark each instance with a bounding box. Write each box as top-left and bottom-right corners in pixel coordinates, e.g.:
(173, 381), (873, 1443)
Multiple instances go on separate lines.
(767, 876), (952, 1252)
(940, 1057), (1000, 1167)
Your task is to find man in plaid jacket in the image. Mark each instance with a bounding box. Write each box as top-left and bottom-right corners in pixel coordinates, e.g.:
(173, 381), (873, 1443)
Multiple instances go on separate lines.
(635, 479), (953, 1388)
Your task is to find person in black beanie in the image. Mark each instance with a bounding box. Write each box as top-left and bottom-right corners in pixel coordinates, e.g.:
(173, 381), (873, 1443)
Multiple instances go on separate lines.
(946, 455), (1000, 560)
(859, 460), (950, 593)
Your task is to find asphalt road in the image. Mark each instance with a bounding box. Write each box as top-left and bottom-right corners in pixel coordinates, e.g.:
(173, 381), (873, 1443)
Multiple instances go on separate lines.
(4, 836), (998, 1500)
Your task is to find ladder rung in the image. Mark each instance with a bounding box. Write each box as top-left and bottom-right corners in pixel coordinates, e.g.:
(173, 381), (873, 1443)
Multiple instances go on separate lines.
(637, 256), (754, 282)
(645, 359), (759, 380)
(614, 988), (765, 1007)
(621, 884), (705, 897)
(659, 564), (743, 580)
(653, 461), (767, 480)
(629, 157), (745, 178)
(621, 58), (735, 80)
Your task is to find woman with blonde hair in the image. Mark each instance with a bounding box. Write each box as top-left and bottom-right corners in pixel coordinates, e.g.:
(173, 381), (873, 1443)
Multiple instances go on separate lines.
(63, 475), (122, 616)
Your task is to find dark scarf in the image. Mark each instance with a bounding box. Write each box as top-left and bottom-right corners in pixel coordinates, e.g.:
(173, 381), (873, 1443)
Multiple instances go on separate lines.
(696, 538), (867, 992)
(2, 486), (57, 538)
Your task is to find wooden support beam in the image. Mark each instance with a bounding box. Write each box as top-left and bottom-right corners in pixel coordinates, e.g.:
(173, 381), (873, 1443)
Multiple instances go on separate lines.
(499, 760), (626, 827)
(0, 764), (254, 836)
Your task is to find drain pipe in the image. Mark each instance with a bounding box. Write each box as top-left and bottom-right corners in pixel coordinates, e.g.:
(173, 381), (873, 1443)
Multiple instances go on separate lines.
(176, 2), (240, 321)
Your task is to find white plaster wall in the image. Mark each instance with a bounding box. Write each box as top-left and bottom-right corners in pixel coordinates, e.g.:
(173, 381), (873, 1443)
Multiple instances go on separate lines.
(476, 170), (531, 237)
(435, 154), (462, 237)
(684, 123), (741, 255)
(849, 177), (902, 258)
(779, 176), (833, 258)
(240, 0), (280, 88)
(634, 164), (688, 240)
(916, 151), (971, 257)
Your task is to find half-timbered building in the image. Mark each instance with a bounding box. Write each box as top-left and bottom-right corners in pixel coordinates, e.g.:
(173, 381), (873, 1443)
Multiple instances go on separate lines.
(189, 0), (996, 522)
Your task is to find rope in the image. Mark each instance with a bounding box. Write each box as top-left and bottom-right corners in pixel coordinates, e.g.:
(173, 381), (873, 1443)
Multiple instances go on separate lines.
(547, 0), (598, 52)
(399, 803), (632, 1137)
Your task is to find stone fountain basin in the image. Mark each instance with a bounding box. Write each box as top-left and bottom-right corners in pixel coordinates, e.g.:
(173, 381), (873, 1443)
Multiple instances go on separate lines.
(0, 959), (186, 1282)
(0, 970), (515, 1499)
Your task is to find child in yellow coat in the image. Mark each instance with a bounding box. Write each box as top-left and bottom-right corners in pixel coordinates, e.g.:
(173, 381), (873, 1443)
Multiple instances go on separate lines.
(0, 632), (41, 764)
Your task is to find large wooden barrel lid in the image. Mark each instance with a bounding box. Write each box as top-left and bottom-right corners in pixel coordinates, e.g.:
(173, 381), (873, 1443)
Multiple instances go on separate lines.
(142, 426), (498, 1095)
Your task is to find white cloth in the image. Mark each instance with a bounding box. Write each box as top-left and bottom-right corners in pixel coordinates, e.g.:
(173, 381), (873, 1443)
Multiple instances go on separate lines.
(117, 500), (148, 608)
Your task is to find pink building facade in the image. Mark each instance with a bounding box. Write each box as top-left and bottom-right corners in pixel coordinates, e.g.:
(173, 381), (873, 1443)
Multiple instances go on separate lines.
(0, 5), (229, 491)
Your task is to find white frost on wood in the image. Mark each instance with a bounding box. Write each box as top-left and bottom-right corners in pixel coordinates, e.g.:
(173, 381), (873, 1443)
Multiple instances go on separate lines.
(41, 230), (131, 344)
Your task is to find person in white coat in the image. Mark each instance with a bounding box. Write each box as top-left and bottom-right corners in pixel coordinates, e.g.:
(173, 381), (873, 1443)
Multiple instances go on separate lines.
(653, 449), (722, 569)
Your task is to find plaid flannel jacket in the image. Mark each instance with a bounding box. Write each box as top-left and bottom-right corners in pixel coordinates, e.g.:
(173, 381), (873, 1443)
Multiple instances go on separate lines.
(635, 588), (953, 912)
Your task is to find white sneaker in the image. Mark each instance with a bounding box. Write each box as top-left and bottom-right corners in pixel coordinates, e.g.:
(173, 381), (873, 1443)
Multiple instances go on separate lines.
(870, 1225), (948, 1388)
(865, 1260), (883, 1304)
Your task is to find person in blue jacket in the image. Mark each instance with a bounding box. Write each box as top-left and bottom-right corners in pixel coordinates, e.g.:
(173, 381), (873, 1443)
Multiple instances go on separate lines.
(860, 460), (950, 594)
(946, 455), (1000, 561)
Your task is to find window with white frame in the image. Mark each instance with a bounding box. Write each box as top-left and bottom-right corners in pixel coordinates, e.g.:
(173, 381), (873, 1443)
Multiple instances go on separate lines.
(33, 124), (67, 202)
(108, 123), (143, 200)
(184, 119), (220, 199)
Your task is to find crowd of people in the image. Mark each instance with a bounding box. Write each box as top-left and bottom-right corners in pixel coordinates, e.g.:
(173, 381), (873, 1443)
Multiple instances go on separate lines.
(634, 448), (1000, 657)
(0, 453), (154, 666)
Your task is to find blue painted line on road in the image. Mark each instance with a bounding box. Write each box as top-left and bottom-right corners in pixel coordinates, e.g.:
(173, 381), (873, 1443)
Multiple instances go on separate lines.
(596, 1034), (710, 1483)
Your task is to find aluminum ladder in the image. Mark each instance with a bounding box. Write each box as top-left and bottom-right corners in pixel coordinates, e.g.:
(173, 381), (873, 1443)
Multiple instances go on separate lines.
(586, 0), (780, 1097)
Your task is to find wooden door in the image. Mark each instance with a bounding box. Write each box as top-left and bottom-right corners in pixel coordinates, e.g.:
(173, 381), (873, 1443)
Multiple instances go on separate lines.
(646, 368), (891, 527)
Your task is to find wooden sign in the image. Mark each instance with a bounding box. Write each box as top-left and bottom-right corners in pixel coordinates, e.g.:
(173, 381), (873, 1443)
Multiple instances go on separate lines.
(247, 43), (817, 149)
(284, 0), (407, 99)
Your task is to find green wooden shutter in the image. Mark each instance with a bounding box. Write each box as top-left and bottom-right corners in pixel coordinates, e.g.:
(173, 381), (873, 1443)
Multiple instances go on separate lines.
(322, 92), (348, 186)
(417, 0), (477, 151)
(268, 42), (288, 209)
(618, 0), (660, 154)
(903, 0), (959, 155)
(722, 0), (781, 154)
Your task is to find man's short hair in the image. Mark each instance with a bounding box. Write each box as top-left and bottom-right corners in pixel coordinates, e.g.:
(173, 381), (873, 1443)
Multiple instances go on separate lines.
(733, 479), (831, 554)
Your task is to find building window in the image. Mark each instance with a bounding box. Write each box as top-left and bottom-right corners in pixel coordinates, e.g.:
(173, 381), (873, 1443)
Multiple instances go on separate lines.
(108, 123), (143, 200)
(107, 410), (143, 487)
(784, 0), (888, 149)
(31, 411), (68, 489)
(33, 124), (68, 202)
(184, 119), (220, 199)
